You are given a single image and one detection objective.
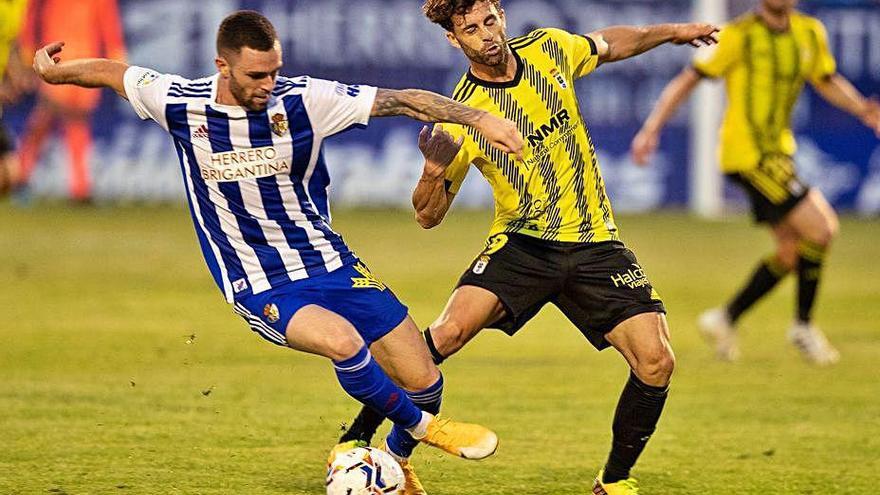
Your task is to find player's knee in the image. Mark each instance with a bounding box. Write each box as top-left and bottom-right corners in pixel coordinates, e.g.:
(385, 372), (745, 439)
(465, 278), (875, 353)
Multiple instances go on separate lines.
(776, 245), (798, 271)
(637, 348), (675, 386)
(803, 212), (839, 248)
(325, 329), (367, 362)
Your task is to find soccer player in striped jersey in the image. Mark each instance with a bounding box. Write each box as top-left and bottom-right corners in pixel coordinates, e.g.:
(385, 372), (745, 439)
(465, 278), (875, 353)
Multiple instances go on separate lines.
(30, 10), (525, 472)
(632, 0), (880, 365)
(333, 1), (719, 494)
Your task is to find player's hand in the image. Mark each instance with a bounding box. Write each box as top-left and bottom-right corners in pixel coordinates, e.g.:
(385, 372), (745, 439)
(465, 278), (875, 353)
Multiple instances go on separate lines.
(672, 23), (720, 48)
(418, 125), (464, 176)
(861, 97), (880, 138)
(33, 41), (65, 83)
(475, 113), (524, 160)
(631, 128), (659, 166)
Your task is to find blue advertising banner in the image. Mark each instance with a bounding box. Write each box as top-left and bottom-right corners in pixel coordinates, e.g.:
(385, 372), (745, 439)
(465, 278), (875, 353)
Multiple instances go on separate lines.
(2, 0), (878, 214)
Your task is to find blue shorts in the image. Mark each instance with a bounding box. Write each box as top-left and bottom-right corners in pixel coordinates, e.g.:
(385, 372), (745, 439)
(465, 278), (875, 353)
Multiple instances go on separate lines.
(232, 261), (409, 347)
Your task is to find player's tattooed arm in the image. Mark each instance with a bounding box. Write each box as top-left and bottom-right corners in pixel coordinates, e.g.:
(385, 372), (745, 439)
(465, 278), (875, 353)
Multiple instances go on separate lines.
(412, 125), (462, 229)
(373, 88), (524, 159)
(590, 23), (719, 65)
(32, 42), (129, 98)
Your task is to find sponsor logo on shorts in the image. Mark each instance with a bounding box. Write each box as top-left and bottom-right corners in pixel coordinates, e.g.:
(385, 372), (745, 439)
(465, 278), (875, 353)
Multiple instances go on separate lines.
(351, 262), (387, 291)
(232, 278), (248, 293)
(263, 303), (280, 323)
(472, 255), (491, 275)
(610, 263), (651, 289)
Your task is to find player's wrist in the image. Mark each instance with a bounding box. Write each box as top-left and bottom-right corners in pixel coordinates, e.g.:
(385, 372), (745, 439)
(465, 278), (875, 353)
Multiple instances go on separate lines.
(422, 161), (447, 180)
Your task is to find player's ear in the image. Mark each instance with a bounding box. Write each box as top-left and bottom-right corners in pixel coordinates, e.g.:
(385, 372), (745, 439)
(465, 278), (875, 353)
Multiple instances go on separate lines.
(446, 31), (461, 50)
(216, 57), (230, 78)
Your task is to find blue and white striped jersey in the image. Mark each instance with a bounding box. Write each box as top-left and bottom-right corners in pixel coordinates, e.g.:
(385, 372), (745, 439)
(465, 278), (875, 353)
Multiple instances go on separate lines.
(123, 66), (378, 302)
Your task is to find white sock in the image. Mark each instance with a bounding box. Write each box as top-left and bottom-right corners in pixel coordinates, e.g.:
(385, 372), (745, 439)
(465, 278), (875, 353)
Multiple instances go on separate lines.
(405, 411), (433, 440)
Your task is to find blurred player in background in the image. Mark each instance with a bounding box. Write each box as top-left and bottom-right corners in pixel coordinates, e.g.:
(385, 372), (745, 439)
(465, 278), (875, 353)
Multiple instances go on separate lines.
(15, 0), (126, 202)
(0, 0), (29, 196)
(31, 9), (524, 476)
(632, 0), (880, 365)
(333, 1), (719, 493)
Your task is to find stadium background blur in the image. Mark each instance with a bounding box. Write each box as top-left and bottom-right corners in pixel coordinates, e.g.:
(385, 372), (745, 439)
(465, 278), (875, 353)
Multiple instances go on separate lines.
(2, 0), (879, 212)
(1, 1), (878, 494)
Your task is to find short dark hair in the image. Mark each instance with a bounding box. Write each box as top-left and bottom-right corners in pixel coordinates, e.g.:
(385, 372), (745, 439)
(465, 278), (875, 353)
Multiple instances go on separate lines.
(216, 10), (278, 55)
(423, 0), (502, 31)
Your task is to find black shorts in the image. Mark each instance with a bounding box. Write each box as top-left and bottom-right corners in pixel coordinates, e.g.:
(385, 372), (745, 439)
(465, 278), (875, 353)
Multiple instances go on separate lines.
(727, 154), (809, 225)
(0, 120), (13, 155)
(457, 233), (666, 350)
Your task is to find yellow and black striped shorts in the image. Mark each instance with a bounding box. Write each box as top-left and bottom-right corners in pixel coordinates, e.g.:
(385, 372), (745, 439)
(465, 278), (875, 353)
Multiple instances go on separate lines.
(727, 154), (810, 225)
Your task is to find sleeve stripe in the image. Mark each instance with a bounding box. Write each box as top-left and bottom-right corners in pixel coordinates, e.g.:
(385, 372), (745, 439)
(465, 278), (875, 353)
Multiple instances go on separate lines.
(580, 34), (597, 56)
(691, 64), (713, 79)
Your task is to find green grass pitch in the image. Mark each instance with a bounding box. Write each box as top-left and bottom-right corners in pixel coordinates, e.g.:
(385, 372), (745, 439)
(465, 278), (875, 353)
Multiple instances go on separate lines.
(1, 204), (878, 494)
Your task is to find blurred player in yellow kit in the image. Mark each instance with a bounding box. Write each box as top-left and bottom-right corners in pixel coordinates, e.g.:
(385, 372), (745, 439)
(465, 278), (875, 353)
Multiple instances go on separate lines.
(632, 0), (880, 365)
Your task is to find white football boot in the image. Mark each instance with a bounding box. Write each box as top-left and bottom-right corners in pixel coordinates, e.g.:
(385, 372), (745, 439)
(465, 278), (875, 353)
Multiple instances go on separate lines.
(698, 307), (740, 361)
(788, 321), (840, 366)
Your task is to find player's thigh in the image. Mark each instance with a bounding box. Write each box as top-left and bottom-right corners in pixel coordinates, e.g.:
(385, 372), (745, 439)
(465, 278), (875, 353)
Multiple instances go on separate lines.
(555, 242), (665, 351)
(455, 233), (562, 337)
(783, 189), (839, 245)
(605, 312), (674, 383)
(370, 315), (439, 392)
(285, 304), (365, 361)
(430, 285), (508, 347)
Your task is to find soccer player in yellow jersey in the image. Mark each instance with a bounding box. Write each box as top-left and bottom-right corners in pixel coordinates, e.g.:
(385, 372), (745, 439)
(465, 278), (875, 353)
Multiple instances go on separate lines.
(331, 1), (719, 493)
(0, 0), (30, 195)
(632, 0), (880, 365)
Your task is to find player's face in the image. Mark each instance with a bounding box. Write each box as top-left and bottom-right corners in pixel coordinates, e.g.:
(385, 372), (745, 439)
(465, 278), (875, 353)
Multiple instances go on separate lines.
(761, 0), (798, 14)
(219, 41), (283, 111)
(446, 1), (509, 68)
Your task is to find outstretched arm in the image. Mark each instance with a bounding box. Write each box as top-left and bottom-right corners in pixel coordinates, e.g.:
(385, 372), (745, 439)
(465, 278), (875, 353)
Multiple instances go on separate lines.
(591, 23), (719, 65)
(631, 67), (703, 165)
(32, 42), (128, 98)
(372, 88), (523, 159)
(811, 74), (880, 138)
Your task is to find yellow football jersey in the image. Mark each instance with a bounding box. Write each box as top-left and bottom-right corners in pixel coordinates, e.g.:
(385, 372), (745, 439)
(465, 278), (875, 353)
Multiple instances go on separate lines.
(693, 11), (837, 172)
(440, 28), (618, 243)
(0, 0), (28, 80)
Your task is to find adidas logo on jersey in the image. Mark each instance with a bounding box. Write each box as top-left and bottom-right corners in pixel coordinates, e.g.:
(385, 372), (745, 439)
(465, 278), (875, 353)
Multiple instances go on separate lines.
(192, 124), (210, 141)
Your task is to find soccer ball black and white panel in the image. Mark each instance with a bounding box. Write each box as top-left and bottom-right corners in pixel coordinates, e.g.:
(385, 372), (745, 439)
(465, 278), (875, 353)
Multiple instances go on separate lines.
(326, 446), (405, 495)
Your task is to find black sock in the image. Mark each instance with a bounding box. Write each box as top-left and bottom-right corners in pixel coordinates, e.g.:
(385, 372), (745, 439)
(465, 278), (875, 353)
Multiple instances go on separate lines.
(339, 405), (385, 444)
(603, 373), (669, 484)
(423, 328), (446, 365)
(726, 255), (789, 323)
(797, 240), (827, 323)
(338, 330), (446, 444)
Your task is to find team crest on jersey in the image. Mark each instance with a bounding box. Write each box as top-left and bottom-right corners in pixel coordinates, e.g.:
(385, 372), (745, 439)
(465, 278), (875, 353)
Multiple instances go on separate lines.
(550, 69), (568, 89)
(351, 263), (387, 291)
(263, 303), (280, 323)
(270, 113), (289, 137)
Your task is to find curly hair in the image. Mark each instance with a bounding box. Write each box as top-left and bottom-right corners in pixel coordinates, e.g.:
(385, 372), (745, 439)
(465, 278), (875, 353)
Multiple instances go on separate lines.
(422, 0), (502, 31)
